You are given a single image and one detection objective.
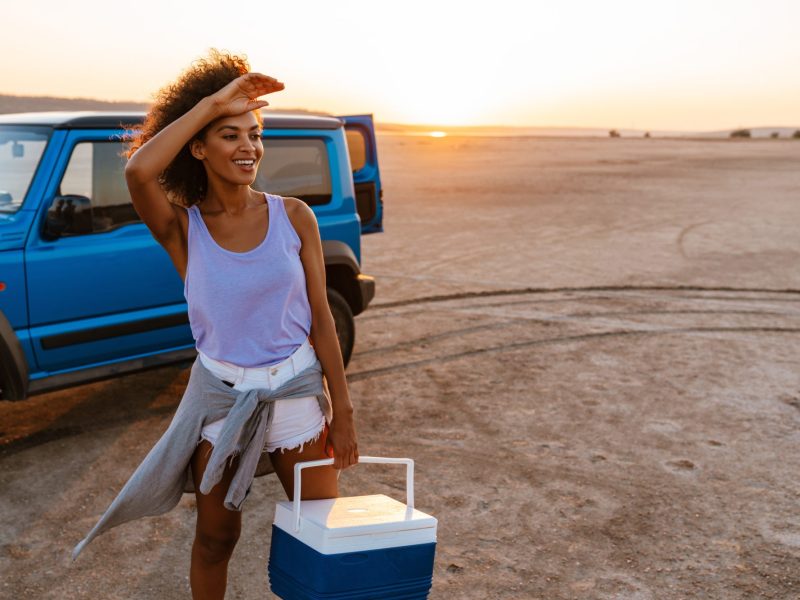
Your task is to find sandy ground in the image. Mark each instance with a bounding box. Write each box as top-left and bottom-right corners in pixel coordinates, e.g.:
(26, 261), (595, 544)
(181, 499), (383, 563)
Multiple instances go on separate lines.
(2, 135), (800, 599)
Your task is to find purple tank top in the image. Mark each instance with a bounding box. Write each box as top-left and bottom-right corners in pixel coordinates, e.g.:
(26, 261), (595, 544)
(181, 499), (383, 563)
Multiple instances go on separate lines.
(183, 192), (312, 367)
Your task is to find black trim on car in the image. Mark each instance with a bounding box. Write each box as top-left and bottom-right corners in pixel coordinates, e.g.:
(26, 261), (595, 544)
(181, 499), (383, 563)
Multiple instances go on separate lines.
(321, 240), (360, 271)
(357, 273), (376, 312)
(321, 240), (375, 316)
(40, 313), (189, 350)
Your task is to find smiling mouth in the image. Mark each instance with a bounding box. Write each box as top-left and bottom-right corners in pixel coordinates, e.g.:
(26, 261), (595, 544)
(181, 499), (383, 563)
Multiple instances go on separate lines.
(233, 159), (256, 171)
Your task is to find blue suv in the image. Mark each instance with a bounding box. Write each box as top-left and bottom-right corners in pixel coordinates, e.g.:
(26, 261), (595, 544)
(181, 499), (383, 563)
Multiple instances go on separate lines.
(0, 111), (382, 401)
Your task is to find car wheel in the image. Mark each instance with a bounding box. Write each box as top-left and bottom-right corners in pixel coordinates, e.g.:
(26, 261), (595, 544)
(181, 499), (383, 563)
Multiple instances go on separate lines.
(327, 287), (354, 368)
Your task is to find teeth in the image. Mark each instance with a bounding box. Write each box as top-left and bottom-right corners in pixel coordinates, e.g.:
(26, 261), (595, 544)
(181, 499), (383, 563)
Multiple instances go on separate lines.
(233, 160), (254, 165)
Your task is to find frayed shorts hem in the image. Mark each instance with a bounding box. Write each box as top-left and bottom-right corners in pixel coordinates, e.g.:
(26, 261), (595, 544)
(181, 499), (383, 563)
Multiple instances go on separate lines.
(199, 417), (326, 455)
(265, 417), (326, 454)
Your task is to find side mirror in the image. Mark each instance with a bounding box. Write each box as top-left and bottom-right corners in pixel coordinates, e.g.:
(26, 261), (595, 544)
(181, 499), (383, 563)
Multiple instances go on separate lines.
(43, 195), (93, 239)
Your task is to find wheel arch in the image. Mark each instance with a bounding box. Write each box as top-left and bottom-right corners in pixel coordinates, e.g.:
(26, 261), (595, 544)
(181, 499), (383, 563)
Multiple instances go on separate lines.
(322, 240), (366, 316)
(0, 310), (29, 401)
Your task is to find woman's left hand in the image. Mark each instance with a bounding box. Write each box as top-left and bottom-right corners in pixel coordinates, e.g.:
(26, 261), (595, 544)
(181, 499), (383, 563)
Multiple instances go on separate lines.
(209, 72), (285, 118)
(326, 411), (358, 470)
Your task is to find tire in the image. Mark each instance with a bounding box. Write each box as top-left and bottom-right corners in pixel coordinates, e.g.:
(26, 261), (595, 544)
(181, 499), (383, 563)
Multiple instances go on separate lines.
(327, 287), (355, 368)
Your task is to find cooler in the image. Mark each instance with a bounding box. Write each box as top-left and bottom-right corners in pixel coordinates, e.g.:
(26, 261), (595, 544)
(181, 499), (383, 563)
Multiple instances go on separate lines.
(268, 456), (438, 599)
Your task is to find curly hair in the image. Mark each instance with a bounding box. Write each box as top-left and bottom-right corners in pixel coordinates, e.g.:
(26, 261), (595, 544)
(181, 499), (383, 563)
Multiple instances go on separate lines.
(123, 49), (257, 206)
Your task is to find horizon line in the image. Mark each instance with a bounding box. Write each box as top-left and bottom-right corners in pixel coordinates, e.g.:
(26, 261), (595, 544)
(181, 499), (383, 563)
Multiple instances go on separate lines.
(0, 92), (797, 134)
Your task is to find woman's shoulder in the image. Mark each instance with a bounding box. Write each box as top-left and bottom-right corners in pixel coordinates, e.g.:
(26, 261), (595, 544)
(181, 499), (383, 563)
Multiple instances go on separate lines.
(281, 196), (316, 223)
(280, 196), (318, 242)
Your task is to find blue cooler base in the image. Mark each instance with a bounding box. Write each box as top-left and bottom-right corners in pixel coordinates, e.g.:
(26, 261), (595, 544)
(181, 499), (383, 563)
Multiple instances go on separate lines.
(268, 525), (436, 599)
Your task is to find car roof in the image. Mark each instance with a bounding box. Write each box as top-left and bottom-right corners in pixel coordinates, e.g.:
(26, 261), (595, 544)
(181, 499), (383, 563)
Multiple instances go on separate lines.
(0, 111), (343, 130)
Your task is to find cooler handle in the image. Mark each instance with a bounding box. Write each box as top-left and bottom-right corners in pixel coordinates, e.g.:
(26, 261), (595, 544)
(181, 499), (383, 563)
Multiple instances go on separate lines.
(292, 456), (415, 532)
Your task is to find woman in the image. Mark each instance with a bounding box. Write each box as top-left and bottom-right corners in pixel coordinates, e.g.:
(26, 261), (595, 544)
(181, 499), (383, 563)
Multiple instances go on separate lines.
(72, 50), (358, 599)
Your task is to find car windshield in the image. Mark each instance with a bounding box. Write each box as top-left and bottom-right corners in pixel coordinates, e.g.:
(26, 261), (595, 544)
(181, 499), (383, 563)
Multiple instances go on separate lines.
(0, 125), (52, 213)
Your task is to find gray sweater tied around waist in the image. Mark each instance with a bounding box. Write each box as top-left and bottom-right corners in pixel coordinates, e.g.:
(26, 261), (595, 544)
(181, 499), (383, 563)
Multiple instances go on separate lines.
(71, 352), (333, 561)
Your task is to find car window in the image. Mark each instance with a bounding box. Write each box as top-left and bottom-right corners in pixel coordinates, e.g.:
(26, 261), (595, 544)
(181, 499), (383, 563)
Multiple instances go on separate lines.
(0, 125), (52, 213)
(59, 141), (139, 233)
(345, 129), (367, 172)
(256, 138), (332, 206)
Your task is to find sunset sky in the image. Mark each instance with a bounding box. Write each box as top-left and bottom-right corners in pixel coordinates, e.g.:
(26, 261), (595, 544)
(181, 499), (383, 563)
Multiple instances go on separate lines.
(2, 0), (798, 131)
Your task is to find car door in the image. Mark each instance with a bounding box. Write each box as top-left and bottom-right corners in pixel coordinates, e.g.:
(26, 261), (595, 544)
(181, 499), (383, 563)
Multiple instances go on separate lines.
(24, 128), (192, 373)
(339, 114), (383, 234)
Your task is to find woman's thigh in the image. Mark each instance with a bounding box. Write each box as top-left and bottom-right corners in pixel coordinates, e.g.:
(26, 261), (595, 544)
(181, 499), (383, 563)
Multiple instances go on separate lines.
(269, 427), (339, 501)
(191, 440), (242, 539)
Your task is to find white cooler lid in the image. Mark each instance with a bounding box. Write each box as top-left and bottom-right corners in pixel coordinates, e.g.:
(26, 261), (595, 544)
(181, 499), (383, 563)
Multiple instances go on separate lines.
(274, 494), (437, 554)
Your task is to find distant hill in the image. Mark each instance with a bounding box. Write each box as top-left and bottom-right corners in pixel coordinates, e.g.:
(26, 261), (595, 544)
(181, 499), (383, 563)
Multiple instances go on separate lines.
(0, 93), (332, 118)
(0, 94), (149, 113)
(1, 94), (797, 138)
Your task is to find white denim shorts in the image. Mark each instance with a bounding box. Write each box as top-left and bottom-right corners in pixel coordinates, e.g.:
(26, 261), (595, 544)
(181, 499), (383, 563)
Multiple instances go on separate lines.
(198, 337), (326, 453)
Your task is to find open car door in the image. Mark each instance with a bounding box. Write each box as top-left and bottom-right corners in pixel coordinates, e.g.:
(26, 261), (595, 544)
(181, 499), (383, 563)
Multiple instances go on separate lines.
(340, 114), (383, 233)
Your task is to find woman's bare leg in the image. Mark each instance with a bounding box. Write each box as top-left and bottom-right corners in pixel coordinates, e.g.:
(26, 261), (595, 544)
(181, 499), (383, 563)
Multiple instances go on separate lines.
(189, 440), (242, 600)
(269, 426), (339, 500)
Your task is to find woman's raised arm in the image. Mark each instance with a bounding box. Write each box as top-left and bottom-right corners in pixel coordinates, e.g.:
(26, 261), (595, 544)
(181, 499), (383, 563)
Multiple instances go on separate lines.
(125, 96), (220, 184)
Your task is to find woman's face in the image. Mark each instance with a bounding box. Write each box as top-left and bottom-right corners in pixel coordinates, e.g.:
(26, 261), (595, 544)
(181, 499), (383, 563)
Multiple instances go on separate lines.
(191, 111), (264, 185)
